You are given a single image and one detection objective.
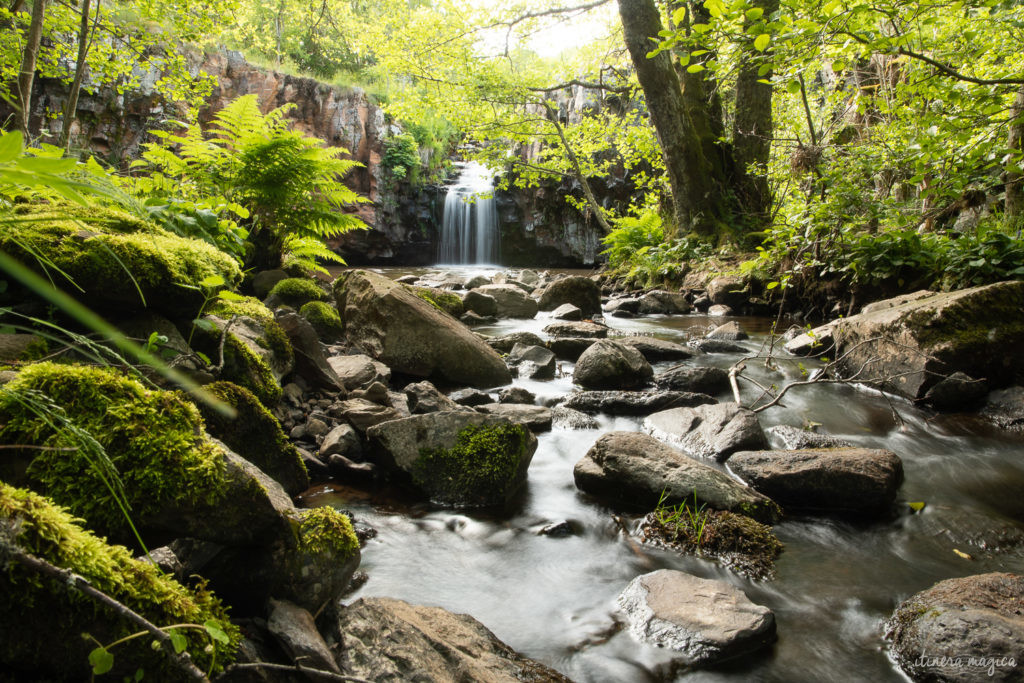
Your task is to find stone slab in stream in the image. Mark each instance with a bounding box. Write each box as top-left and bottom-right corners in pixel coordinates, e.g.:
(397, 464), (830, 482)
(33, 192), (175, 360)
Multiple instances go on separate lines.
(643, 403), (767, 461)
(562, 390), (715, 416)
(471, 284), (539, 318)
(615, 336), (703, 362)
(617, 569), (776, 666)
(475, 403), (553, 432)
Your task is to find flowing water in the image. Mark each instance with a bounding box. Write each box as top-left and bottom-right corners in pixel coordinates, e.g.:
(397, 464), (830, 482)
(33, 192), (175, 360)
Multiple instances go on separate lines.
(308, 267), (1024, 682)
(437, 162), (500, 265)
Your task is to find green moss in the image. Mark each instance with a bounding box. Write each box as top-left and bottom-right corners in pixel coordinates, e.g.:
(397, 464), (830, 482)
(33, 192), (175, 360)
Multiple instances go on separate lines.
(299, 301), (344, 339)
(0, 482), (240, 677)
(224, 336), (283, 406)
(295, 506), (359, 558)
(0, 204), (241, 317)
(412, 423), (528, 506)
(268, 277), (330, 307)
(194, 381), (308, 494)
(21, 337), (48, 361)
(407, 285), (465, 318)
(0, 362), (229, 540)
(207, 296), (294, 369)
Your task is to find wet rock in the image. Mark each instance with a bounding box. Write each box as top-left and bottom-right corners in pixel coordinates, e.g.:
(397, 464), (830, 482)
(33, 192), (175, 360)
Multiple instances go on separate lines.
(464, 274), (491, 290)
(574, 432), (780, 522)
(366, 411), (537, 506)
(551, 303), (583, 321)
(923, 371), (989, 411)
(765, 425), (853, 450)
(487, 332), (545, 354)
(706, 321), (748, 341)
(252, 269), (289, 299)
(298, 447), (331, 480)
(333, 597), (572, 682)
(574, 340), (653, 390)
(475, 403), (553, 432)
(562, 390), (715, 416)
(328, 454), (377, 482)
(471, 284), (539, 318)
(643, 403), (766, 461)
(886, 572), (1024, 682)
(550, 405), (600, 429)
(327, 353), (391, 391)
(319, 424), (362, 460)
(498, 386), (536, 404)
(655, 365), (731, 395)
(537, 520), (582, 537)
(616, 337), (703, 362)
(543, 321), (609, 338)
(267, 599), (341, 674)
(547, 337), (597, 361)
(707, 304), (734, 316)
(981, 386), (1024, 432)
(604, 297), (641, 316)
(785, 281), (1024, 402)
(334, 270), (512, 388)
(617, 570), (775, 666)
(707, 275), (751, 308)
(330, 398), (403, 434)
(461, 311), (497, 326)
(637, 290), (691, 315)
(394, 274), (420, 285)
(449, 388), (494, 407)
(349, 380), (389, 404)
(463, 290), (499, 317)
(538, 275), (602, 316)
(692, 293), (711, 311)
(404, 380), (460, 414)
(508, 344), (557, 380)
(689, 338), (747, 354)
(729, 448), (904, 516)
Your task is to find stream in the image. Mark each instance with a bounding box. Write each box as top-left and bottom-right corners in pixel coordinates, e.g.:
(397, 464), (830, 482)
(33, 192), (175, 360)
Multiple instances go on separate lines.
(308, 267), (1024, 682)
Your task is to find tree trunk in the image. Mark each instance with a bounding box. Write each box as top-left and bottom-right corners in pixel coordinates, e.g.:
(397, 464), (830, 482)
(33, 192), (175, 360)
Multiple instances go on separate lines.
(60, 0), (96, 153)
(542, 102), (614, 234)
(617, 0), (726, 237)
(732, 0), (778, 225)
(1006, 84), (1024, 231)
(15, 0), (46, 138)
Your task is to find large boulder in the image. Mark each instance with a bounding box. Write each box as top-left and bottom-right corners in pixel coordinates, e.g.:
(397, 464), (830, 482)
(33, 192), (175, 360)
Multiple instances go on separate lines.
(643, 403), (766, 461)
(616, 336), (703, 362)
(886, 573), (1024, 682)
(463, 289), (499, 317)
(765, 425), (853, 450)
(333, 598), (572, 682)
(637, 289), (691, 315)
(366, 411), (537, 506)
(543, 321), (608, 338)
(547, 337), (598, 361)
(562, 390), (715, 415)
(729, 448), (904, 516)
(334, 270), (512, 388)
(982, 386), (1024, 432)
(785, 281), (1024, 401)
(706, 275), (751, 308)
(574, 432), (780, 523)
(474, 403), (553, 432)
(573, 340), (653, 390)
(655, 365), (731, 395)
(470, 284), (538, 318)
(327, 353), (391, 391)
(538, 275), (602, 316)
(617, 570), (775, 666)
(277, 310), (344, 390)
(487, 331), (545, 354)
(508, 343), (557, 380)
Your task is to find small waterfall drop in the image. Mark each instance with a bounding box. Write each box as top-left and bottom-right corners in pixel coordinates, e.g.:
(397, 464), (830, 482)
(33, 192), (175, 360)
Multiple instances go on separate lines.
(438, 162), (500, 265)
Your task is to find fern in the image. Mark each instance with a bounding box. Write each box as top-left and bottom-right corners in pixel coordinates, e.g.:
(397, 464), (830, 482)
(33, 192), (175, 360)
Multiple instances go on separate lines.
(283, 235), (346, 276)
(601, 211), (665, 268)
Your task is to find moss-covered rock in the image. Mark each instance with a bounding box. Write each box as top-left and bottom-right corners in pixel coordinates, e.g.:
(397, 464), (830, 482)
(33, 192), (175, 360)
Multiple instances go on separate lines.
(267, 277), (330, 308)
(408, 286), (466, 318)
(0, 482), (240, 680)
(0, 362), (229, 541)
(0, 204), (241, 317)
(194, 381), (308, 495)
(299, 300), (344, 341)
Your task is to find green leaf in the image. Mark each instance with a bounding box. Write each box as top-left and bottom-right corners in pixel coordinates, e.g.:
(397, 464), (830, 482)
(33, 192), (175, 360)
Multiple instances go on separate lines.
(786, 79), (802, 94)
(198, 274), (226, 289)
(193, 319), (217, 333)
(204, 620), (230, 644)
(745, 7), (764, 20)
(89, 647), (115, 675)
(687, 64), (705, 73)
(169, 631), (187, 654)
(0, 130), (23, 163)
(217, 290), (245, 302)
(754, 34), (771, 51)
(831, 59), (846, 72)
(757, 63), (772, 76)
(672, 5), (687, 25)
(766, 281), (779, 290)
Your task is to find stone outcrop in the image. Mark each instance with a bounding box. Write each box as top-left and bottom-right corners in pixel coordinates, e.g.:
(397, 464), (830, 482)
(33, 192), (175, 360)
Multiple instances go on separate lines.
(644, 403), (767, 461)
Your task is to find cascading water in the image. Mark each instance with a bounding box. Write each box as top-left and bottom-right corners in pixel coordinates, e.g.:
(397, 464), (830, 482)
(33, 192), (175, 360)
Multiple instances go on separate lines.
(438, 161), (500, 265)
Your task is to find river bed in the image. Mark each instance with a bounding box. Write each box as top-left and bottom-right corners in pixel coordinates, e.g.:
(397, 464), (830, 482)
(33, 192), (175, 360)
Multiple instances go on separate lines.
(310, 266), (1024, 682)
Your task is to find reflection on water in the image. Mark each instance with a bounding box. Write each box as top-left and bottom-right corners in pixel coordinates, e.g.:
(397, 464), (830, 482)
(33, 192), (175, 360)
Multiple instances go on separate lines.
(310, 268), (1024, 681)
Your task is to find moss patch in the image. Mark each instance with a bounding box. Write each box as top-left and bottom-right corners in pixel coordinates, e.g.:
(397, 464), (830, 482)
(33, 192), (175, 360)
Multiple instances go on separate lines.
(194, 381), (308, 494)
(206, 296), (294, 369)
(269, 277), (330, 307)
(0, 204), (241, 317)
(412, 423), (528, 506)
(407, 285), (465, 318)
(0, 482), (240, 678)
(295, 506), (360, 558)
(0, 362), (228, 541)
(640, 508), (783, 580)
(299, 301), (344, 340)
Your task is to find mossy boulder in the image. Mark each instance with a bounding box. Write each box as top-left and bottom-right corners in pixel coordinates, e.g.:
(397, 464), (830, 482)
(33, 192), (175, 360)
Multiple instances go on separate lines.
(194, 381), (309, 495)
(366, 411), (537, 507)
(267, 277), (330, 308)
(0, 363), (292, 546)
(786, 281), (1024, 402)
(334, 270), (511, 388)
(299, 300), (344, 341)
(0, 482), (240, 680)
(408, 285), (466, 318)
(0, 203), (241, 317)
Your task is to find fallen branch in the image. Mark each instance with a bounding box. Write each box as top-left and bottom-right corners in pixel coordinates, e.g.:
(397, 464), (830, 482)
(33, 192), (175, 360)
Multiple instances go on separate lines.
(215, 662), (373, 683)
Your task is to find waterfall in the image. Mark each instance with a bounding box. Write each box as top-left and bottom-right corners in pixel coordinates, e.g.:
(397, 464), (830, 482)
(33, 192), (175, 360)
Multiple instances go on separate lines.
(438, 161), (500, 265)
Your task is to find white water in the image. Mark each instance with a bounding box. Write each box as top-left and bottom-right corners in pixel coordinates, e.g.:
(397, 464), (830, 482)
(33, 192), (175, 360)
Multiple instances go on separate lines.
(438, 162), (500, 265)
